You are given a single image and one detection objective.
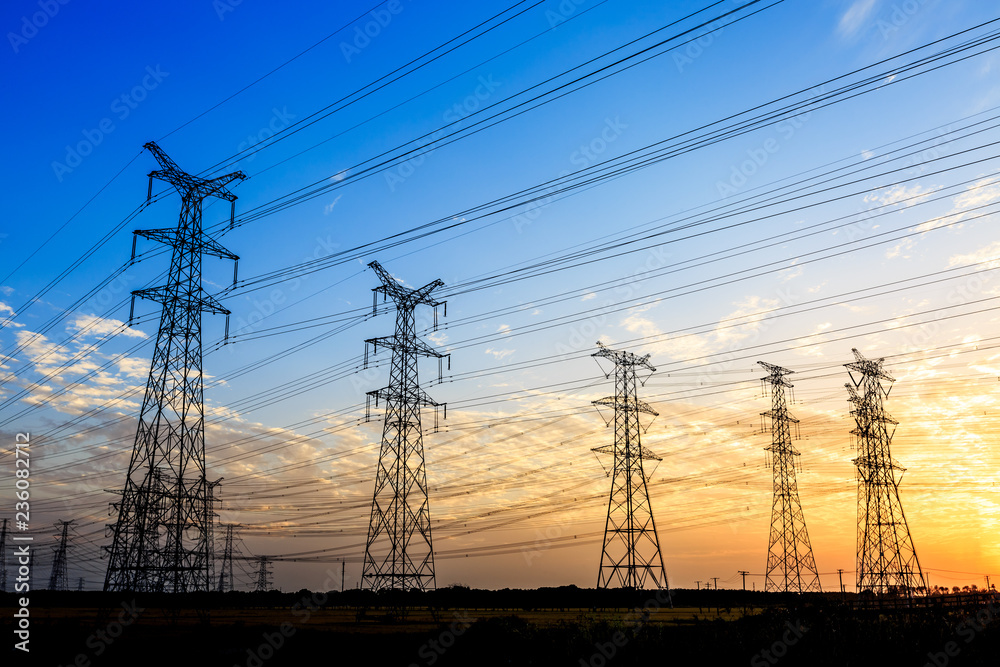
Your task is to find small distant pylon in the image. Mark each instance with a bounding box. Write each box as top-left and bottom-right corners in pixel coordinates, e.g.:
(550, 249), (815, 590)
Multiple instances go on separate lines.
(361, 260), (449, 592)
(591, 342), (668, 591)
(758, 362), (821, 593)
(254, 556), (272, 593)
(49, 520), (74, 591)
(217, 524), (237, 593)
(77, 577), (85, 591)
(846, 348), (926, 597)
(0, 518), (8, 591)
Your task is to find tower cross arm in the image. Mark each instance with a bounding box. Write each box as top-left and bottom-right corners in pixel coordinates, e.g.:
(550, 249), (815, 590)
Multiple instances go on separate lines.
(132, 286), (231, 316)
(592, 395), (658, 416)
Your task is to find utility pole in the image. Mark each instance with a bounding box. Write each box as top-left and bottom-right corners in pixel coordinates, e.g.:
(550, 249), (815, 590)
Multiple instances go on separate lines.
(758, 362), (821, 593)
(846, 349), (926, 598)
(341, 560), (345, 593)
(695, 581), (702, 590)
(104, 142), (243, 594)
(0, 518), (7, 592)
(48, 520), (73, 591)
(711, 577), (719, 590)
(362, 261), (449, 592)
(738, 570), (749, 592)
(837, 569), (846, 595)
(591, 342), (668, 593)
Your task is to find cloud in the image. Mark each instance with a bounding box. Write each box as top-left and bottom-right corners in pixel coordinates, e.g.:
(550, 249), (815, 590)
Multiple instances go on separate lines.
(484, 347), (515, 360)
(323, 195), (343, 215)
(838, 0), (878, 38)
(581, 292), (597, 301)
(330, 170), (348, 182)
(70, 313), (148, 339)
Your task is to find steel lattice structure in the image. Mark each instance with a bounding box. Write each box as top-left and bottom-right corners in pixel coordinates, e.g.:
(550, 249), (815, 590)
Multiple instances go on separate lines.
(362, 260), (448, 592)
(104, 142), (243, 593)
(758, 362), (821, 593)
(217, 523), (237, 593)
(591, 342), (668, 590)
(48, 520), (73, 591)
(846, 348), (926, 597)
(254, 556), (272, 593)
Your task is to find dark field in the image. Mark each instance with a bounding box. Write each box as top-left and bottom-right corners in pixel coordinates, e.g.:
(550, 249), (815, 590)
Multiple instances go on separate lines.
(2, 588), (998, 666)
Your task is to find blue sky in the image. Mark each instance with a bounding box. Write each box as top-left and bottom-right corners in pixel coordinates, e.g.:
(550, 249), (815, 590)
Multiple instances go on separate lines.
(2, 0), (999, 592)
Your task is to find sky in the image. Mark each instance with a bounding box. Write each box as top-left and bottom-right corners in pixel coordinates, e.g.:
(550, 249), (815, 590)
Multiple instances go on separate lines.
(1, 0), (999, 593)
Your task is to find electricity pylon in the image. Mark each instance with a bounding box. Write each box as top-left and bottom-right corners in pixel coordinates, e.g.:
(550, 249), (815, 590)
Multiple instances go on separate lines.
(362, 260), (448, 592)
(0, 518), (8, 591)
(217, 523), (236, 593)
(758, 362), (821, 593)
(48, 520), (73, 591)
(104, 142), (244, 593)
(846, 348), (926, 597)
(254, 556), (272, 593)
(591, 342), (668, 590)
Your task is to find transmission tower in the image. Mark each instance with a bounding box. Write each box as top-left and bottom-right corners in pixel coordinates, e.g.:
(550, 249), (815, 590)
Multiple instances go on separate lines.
(254, 556), (272, 593)
(0, 518), (8, 591)
(362, 260), (448, 592)
(591, 342), (668, 590)
(104, 142), (243, 593)
(758, 362), (821, 593)
(846, 348), (926, 597)
(77, 577), (85, 592)
(217, 524), (237, 593)
(49, 520), (73, 591)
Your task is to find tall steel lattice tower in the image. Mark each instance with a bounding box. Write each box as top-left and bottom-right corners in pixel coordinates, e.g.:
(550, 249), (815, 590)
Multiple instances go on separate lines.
(0, 518), (8, 591)
(217, 523), (236, 593)
(591, 342), (668, 590)
(846, 348), (926, 597)
(104, 142), (244, 593)
(48, 520), (73, 591)
(362, 260), (448, 592)
(758, 362), (821, 593)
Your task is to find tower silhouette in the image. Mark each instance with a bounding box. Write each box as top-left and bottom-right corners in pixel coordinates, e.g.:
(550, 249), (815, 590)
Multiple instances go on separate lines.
(758, 362), (821, 593)
(362, 260), (448, 592)
(591, 342), (668, 590)
(846, 348), (926, 597)
(104, 142), (244, 593)
(48, 520), (73, 591)
(217, 523), (236, 593)
(254, 556), (272, 593)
